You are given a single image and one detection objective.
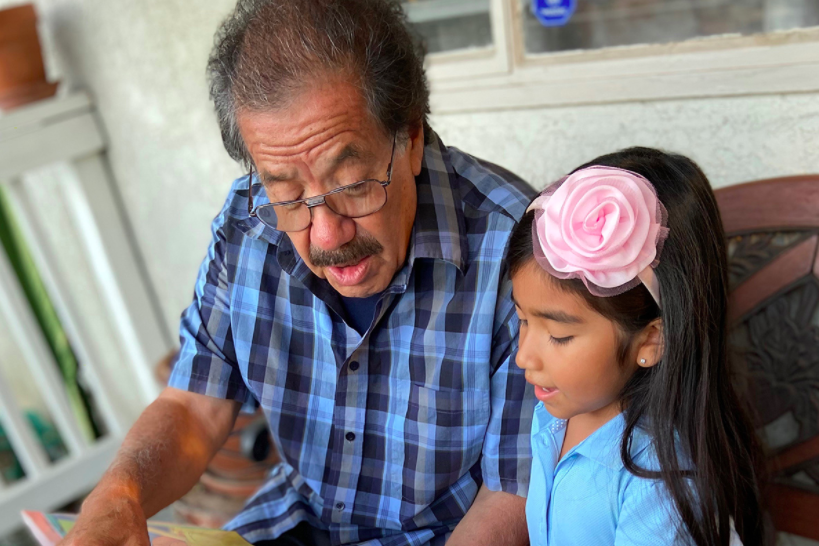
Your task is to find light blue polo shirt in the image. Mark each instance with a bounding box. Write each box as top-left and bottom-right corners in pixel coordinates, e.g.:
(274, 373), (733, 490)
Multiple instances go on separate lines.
(526, 402), (688, 545)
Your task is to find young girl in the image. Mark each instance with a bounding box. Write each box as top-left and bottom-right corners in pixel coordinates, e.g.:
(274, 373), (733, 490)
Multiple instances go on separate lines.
(509, 147), (764, 546)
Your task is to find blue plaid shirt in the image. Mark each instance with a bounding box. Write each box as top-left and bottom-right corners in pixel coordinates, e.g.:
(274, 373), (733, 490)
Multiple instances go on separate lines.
(169, 133), (536, 546)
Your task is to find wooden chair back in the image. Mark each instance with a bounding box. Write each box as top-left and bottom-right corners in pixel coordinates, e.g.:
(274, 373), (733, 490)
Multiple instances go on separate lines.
(715, 175), (819, 540)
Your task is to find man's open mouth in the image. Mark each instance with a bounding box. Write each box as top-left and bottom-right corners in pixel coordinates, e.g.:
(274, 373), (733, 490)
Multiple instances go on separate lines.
(326, 255), (372, 286)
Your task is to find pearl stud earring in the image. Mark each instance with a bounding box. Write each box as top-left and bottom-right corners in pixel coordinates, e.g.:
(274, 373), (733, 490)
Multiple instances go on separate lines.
(639, 358), (646, 364)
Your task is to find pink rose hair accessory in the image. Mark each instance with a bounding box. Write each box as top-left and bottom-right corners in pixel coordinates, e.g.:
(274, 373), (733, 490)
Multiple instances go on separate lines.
(527, 166), (669, 307)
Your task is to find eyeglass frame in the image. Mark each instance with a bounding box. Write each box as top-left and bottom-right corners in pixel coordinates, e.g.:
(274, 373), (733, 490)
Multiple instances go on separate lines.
(247, 134), (397, 232)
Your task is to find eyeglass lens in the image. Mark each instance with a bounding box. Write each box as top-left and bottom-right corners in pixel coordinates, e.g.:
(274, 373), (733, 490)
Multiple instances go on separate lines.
(256, 179), (387, 232)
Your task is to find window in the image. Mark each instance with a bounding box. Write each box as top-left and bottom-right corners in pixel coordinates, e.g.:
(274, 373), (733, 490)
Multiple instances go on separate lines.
(522, 0), (819, 55)
(403, 0), (494, 54)
(401, 0), (512, 80)
(426, 0), (819, 114)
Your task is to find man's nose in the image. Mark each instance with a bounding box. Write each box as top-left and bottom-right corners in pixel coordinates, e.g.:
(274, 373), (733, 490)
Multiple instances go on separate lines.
(309, 205), (356, 251)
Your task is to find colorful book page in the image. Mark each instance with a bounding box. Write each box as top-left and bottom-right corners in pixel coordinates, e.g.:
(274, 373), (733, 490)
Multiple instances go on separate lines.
(21, 511), (251, 545)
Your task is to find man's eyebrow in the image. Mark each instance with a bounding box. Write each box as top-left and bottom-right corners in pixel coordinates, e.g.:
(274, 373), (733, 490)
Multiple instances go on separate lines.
(333, 144), (359, 165)
(259, 172), (290, 187)
(257, 144), (370, 187)
(331, 143), (370, 169)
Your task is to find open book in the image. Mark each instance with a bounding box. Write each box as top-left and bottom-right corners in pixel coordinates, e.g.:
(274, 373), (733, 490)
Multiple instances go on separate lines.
(21, 511), (251, 546)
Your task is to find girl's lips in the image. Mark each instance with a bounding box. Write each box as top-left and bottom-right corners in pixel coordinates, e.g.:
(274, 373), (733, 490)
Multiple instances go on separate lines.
(534, 385), (560, 403)
(326, 256), (372, 286)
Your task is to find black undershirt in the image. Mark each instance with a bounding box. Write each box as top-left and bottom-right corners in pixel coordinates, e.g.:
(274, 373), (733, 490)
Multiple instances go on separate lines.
(340, 293), (381, 335)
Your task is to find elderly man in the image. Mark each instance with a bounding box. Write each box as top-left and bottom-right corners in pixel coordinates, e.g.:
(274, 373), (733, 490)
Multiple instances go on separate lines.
(61, 1), (535, 545)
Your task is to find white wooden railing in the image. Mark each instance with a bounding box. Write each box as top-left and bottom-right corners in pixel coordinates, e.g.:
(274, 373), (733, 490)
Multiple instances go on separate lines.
(0, 93), (172, 535)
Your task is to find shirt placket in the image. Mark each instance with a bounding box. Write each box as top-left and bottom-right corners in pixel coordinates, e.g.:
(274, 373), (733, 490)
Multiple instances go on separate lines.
(544, 418), (567, 542)
(328, 284), (406, 531)
(329, 343), (367, 526)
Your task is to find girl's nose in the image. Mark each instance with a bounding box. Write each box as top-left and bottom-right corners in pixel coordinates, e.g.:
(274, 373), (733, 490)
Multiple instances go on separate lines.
(515, 350), (534, 371)
(514, 334), (539, 371)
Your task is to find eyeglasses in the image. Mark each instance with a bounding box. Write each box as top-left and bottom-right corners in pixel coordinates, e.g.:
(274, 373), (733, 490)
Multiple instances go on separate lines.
(247, 135), (397, 232)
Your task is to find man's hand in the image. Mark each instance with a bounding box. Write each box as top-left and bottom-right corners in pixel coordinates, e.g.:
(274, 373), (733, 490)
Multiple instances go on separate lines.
(57, 388), (240, 546)
(446, 484), (528, 546)
(60, 488), (150, 546)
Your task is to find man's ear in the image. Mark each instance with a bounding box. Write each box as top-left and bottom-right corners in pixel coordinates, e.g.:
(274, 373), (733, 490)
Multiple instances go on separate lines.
(407, 121), (425, 177)
(635, 319), (663, 368)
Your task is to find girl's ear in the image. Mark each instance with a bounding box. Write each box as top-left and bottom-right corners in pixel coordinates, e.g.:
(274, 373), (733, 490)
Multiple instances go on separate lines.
(635, 318), (663, 368)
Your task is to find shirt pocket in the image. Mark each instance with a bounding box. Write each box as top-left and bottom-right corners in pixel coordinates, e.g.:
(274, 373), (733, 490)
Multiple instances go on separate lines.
(403, 383), (490, 505)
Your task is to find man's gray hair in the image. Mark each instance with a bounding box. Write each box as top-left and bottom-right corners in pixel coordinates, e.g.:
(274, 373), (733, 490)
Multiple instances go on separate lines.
(208, 0), (431, 167)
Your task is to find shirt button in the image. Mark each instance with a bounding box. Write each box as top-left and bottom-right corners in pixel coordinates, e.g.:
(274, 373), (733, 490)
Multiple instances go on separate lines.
(335, 502), (345, 511)
(349, 361), (360, 371)
(345, 432), (356, 442)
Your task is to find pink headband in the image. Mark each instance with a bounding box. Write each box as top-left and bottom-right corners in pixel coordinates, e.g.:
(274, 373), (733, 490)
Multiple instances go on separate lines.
(527, 166), (669, 307)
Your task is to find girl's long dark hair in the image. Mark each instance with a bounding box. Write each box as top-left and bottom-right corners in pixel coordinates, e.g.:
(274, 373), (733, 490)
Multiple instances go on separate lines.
(508, 147), (764, 546)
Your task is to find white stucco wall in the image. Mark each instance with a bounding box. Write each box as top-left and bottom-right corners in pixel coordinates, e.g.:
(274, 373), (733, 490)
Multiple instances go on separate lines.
(2, 0), (818, 342)
(432, 93), (819, 192)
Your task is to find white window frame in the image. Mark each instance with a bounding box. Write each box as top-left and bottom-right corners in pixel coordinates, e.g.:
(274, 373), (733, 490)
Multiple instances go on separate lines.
(429, 0), (819, 114)
(410, 0), (514, 81)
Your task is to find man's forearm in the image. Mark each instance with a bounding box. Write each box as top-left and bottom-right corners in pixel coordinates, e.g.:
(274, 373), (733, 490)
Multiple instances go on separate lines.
(447, 484), (528, 546)
(84, 389), (239, 518)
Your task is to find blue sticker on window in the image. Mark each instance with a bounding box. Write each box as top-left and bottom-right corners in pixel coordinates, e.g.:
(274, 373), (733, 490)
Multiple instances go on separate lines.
(532, 0), (576, 27)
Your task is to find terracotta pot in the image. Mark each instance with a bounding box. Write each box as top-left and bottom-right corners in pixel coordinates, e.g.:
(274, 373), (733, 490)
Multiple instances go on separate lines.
(0, 4), (58, 111)
(199, 470), (266, 498)
(173, 483), (247, 529)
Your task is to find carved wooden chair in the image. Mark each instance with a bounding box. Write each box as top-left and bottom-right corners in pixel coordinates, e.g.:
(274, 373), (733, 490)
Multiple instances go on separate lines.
(715, 176), (819, 541)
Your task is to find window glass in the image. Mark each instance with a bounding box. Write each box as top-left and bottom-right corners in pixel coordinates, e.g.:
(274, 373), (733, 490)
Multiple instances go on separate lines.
(523, 0), (819, 55)
(402, 0), (494, 54)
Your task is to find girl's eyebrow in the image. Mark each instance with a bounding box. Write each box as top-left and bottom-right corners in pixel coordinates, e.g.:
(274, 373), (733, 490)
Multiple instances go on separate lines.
(510, 295), (583, 324)
(532, 309), (583, 324)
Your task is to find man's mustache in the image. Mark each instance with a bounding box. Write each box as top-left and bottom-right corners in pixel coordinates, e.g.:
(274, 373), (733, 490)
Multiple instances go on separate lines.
(309, 235), (383, 267)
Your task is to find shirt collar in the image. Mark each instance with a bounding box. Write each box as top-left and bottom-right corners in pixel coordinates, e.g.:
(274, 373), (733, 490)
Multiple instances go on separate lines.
(411, 131), (468, 272)
(573, 413), (653, 471)
(234, 131), (468, 274)
(234, 180), (284, 246)
(534, 403), (654, 471)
